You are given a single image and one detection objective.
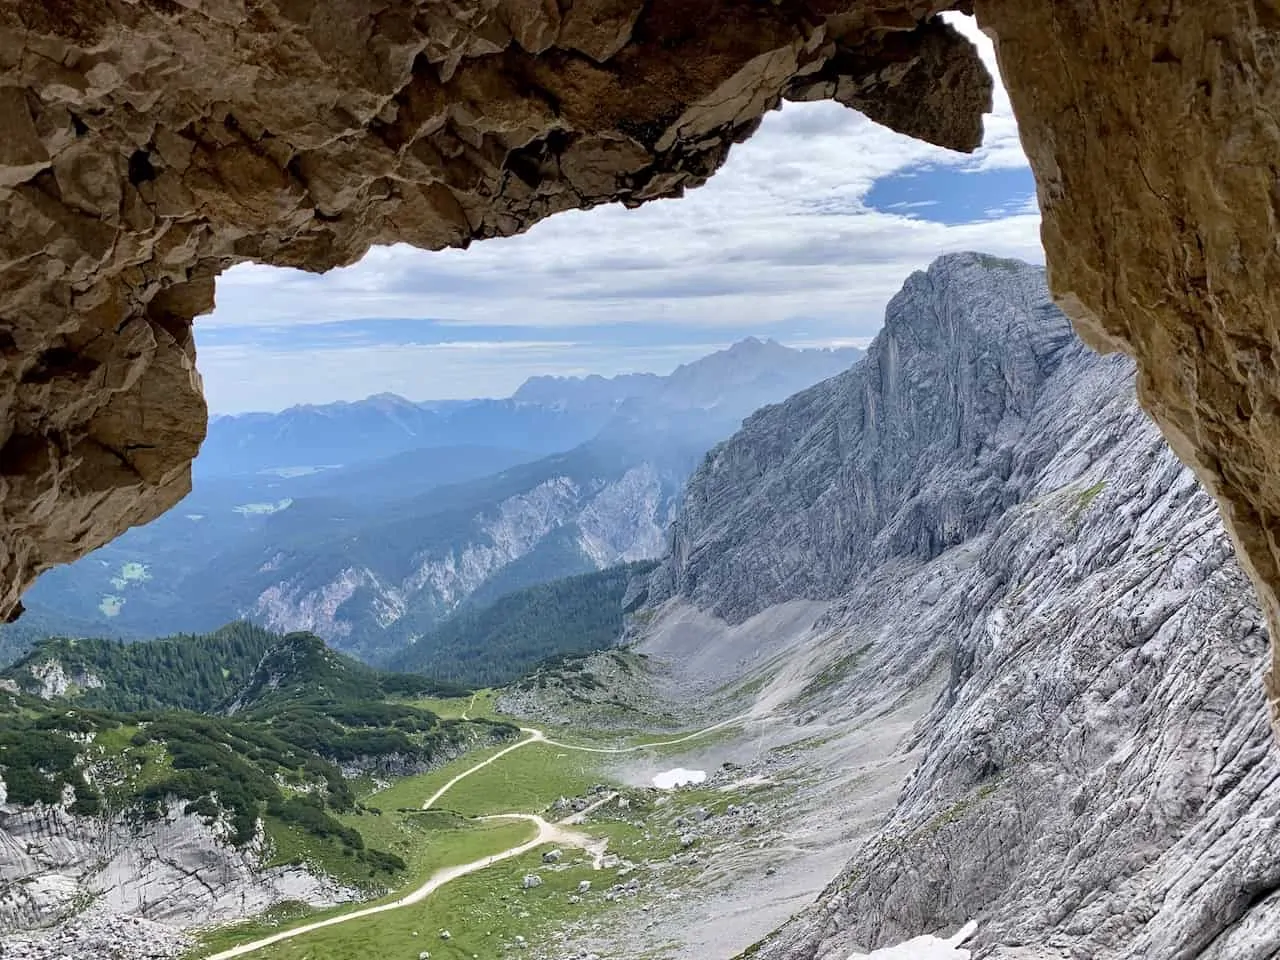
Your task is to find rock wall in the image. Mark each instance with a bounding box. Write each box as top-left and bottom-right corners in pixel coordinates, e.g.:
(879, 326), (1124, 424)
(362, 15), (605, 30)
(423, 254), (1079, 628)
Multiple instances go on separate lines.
(650, 254), (1280, 956)
(974, 0), (1280, 717)
(753, 346), (1280, 958)
(650, 253), (1074, 621)
(0, 1), (988, 626)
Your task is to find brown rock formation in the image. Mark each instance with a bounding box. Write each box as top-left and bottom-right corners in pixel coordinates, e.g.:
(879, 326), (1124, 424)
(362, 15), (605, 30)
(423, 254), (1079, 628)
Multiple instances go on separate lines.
(0, 0), (989, 622)
(976, 0), (1280, 715)
(5, 0), (1280, 726)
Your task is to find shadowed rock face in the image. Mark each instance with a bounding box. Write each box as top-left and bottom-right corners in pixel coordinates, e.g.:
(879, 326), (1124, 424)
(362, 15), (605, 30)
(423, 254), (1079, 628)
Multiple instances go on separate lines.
(0, 0), (989, 624)
(5, 0), (1280, 729)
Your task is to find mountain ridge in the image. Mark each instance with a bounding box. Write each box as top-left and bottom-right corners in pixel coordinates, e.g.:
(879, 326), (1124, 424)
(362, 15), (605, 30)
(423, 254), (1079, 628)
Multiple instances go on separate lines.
(651, 253), (1075, 621)
(7, 337), (861, 665)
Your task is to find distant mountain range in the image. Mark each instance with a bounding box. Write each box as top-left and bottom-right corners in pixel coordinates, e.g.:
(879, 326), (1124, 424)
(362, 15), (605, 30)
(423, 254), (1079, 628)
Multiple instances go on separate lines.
(6, 339), (860, 665)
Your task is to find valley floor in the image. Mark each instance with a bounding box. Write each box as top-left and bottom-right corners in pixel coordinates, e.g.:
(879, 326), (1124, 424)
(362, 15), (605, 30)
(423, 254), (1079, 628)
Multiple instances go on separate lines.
(200, 599), (951, 960)
(5, 599), (961, 960)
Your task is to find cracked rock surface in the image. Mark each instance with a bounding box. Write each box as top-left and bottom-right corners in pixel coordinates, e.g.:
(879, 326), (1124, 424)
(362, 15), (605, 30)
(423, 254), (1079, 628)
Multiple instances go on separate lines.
(655, 254), (1280, 958)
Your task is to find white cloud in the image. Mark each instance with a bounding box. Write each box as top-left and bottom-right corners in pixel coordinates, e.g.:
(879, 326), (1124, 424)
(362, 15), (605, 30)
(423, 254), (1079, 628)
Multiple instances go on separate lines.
(203, 15), (1038, 411)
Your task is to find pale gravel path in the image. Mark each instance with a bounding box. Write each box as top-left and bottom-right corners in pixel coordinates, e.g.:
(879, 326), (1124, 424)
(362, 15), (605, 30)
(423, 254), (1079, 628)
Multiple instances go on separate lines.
(205, 719), (740, 959)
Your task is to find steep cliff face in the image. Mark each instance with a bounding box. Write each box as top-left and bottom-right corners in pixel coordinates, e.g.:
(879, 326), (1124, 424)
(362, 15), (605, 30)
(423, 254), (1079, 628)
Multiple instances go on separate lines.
(652, 253), (1076, 621)
(752, 363), (1280, 958)
(649, 255), (1280, 956)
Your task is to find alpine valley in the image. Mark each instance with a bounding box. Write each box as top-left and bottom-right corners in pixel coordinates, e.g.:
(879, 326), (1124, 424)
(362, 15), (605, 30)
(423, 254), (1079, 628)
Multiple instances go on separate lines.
(3, 339), (859, 667)
(4, 254), (1277, 960)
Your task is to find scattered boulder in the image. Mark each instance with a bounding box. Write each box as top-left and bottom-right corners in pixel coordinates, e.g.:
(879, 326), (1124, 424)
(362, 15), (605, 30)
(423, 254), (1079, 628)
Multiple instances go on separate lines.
(690, 807), (711, 822)
(522, 875), (543, 890)
(439, 931), (451, 941)
(419, 953), (430, 960)
(542, 849), (563, 864)
(577, 880), (592, 894)
(679, 834), (697, 848)
(568, 895), (582, 904)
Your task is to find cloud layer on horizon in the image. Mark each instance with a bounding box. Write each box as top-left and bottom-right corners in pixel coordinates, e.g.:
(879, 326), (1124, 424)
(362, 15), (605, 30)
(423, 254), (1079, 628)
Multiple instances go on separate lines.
(200, 16), (1042, 413)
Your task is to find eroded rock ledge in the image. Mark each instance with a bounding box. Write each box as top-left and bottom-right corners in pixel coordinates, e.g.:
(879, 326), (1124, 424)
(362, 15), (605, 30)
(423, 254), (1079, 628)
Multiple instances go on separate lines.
(0, 0), (989, 621)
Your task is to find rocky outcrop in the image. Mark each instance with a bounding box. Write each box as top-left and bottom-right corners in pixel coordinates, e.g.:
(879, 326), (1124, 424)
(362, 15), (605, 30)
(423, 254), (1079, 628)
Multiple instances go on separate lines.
(649, 255), (1280, 956)
(0, 1), (990, 629)
(0, 800), (355, 936)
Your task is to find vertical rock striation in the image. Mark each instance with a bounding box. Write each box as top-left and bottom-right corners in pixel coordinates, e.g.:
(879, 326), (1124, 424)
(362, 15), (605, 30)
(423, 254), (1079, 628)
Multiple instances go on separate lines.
(653, 254), (1280, 957)
(651, 253), (1075, 621)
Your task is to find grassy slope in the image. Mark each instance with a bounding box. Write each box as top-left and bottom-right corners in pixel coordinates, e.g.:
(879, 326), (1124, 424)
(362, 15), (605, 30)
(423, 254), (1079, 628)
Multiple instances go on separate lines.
(432, 741), (603, 817)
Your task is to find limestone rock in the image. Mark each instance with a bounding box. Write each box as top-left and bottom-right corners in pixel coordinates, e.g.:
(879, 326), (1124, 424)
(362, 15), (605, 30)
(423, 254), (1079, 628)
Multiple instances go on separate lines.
(0, 1), (990, 625)
(651, 253), (1075, 621)
(0, 803), (356, 939)
(652, 253), (1280, 957)
(973, 0), (1280, 717)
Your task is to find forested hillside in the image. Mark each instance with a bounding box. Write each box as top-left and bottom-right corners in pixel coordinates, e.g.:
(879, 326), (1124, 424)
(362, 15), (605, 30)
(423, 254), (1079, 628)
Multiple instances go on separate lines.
(3, 624), (463, 713)
(0, 628), (515, 885)
(390, 562), (655, 684)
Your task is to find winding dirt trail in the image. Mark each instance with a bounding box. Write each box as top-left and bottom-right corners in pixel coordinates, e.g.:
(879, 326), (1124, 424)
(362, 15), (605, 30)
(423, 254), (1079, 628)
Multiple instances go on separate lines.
(205, 717), (742, 959)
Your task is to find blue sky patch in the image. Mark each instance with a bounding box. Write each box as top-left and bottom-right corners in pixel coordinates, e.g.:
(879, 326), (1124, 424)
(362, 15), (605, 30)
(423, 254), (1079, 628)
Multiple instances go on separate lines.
(865, 165), (1038, 226)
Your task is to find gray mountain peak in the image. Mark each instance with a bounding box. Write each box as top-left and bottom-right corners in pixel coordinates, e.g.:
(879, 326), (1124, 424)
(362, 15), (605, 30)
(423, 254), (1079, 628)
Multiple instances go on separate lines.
(651, 252), (1079, 621)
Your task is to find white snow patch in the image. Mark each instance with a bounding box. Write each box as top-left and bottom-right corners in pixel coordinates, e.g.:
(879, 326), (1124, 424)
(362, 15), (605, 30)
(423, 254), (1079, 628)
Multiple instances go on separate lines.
(652, 768), (707, 789)
(848, 920), (979, 959)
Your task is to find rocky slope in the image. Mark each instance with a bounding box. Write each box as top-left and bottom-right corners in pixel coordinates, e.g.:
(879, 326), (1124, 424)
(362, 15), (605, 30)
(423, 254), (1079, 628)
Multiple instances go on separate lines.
(12, 340), (858, 663)
(0, 803), (356, 935)
(644, 253), (1280, 957)
(652, 253), (1074, 620)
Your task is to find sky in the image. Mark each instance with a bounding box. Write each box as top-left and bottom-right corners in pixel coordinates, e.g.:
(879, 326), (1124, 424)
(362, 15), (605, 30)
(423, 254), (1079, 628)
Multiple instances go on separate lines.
(199, 15), (1043, 414)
